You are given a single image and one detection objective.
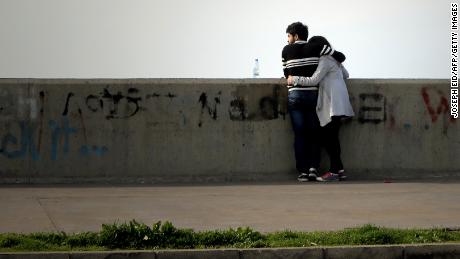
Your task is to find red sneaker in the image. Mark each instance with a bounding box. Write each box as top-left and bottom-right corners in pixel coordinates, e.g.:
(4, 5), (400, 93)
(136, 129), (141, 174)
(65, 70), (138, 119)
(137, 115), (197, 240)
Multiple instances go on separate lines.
(316, 172), (339, 182)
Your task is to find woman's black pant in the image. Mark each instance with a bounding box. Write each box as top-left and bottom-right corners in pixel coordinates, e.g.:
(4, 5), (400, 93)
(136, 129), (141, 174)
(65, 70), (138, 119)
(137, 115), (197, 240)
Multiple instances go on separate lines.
(321, 116), (343, 173)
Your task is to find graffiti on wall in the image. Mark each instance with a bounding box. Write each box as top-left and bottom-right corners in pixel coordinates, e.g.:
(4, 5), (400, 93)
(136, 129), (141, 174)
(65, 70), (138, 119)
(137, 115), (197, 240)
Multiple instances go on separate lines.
(0, 118), (109, 161)
(0, 121), (40, 160)
(421, 87), (456, 133)
(228, 85), (287, 122)
(352, 88), (457, 133)
(0, 88), (113, 160)
(1, 83), (456, 162)
(421, 87), (454, 123)
(198, 92), (221, 127)
(64, 88), (144, 120)
(358, 93), (386, 124)
(195, 85), (287, 126)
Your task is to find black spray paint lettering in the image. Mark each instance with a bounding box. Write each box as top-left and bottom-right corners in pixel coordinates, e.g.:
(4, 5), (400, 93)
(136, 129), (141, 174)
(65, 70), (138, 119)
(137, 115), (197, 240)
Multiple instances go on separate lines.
(62, 92), (75, 116)
(259, 85), (285, 120)
(146, 93), (161, 99)
(259, 97), (278, 120)
(37, 91), (45, 151)
(86, 95), (103, 112)
(146, 92), (177, 99)
(166, 93), (177, 99)
(102, 89), (125, 119)
(89, 88), (142, 119)
(229, 98), (248, 121)
(273, 85), (287, 120)
(229, 85), (285, 121)
(358, 93), (386, 123)
(198, 92), (221, 127)
(62, 89), (181, 121)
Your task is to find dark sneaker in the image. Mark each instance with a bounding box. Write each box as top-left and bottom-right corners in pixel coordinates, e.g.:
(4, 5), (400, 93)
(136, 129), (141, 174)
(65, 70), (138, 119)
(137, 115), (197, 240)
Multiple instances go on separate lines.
(297, 173), (309, 182)
(337, 170), (347, 181)
(308, 168), (318, 181)
(316, 172), (339, 182)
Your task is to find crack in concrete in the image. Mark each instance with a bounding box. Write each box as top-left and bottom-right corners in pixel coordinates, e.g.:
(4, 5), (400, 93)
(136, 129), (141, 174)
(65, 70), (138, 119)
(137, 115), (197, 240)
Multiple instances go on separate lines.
(36, 197), (59, 232)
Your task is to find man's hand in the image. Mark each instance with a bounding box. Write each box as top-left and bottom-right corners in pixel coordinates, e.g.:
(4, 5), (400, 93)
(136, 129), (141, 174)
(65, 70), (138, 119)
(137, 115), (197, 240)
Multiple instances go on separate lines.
(287, 75), (295, 86)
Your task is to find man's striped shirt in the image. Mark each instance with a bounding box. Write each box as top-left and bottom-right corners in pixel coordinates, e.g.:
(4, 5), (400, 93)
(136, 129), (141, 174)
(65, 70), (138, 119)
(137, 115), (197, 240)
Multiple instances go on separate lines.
(282, 40), (345, 92)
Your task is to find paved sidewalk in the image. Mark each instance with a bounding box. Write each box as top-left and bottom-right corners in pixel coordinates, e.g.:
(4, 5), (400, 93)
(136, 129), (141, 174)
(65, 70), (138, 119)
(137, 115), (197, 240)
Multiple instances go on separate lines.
(0, 182), (459, 233)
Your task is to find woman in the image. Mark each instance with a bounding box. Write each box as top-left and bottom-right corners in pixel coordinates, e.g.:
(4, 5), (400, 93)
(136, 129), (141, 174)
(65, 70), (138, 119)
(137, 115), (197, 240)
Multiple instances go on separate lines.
(287, 36), (354, 182)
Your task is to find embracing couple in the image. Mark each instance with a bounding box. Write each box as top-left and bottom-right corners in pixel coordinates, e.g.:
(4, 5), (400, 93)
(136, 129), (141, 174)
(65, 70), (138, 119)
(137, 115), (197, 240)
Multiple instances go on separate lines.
(282, 22), (354, 182)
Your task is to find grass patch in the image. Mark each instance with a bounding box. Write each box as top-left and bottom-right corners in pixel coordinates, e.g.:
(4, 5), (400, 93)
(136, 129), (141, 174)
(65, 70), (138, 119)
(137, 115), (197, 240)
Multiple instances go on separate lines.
(1, 221), (459, 252)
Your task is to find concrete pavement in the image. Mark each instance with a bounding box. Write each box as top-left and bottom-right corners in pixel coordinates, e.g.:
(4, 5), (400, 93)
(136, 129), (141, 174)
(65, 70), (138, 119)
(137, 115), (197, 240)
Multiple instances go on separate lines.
(0, 182), (459, 233)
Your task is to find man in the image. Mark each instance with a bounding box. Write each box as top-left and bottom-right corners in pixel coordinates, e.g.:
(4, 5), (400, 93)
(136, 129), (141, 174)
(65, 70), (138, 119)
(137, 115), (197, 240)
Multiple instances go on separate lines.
(282, 22), (345, 182)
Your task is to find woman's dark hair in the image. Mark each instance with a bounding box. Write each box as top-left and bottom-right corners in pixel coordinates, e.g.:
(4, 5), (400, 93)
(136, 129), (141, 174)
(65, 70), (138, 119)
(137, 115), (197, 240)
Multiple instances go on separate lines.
(307, 36), (330, 46)
(286, 22), (308, 40)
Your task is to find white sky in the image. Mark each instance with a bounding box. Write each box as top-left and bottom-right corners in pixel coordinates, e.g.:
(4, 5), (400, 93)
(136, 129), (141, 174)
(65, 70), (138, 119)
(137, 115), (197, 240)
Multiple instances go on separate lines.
(0, 0), (450, 79)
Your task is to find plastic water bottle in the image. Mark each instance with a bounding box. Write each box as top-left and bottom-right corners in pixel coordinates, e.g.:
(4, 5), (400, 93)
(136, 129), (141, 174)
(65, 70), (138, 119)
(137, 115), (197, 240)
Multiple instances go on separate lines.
(253, 58), (260, 78)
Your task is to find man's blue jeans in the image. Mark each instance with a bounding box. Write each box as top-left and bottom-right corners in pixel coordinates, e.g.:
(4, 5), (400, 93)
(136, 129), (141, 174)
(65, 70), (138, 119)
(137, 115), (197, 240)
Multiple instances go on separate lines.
(287, 90), (321, 173)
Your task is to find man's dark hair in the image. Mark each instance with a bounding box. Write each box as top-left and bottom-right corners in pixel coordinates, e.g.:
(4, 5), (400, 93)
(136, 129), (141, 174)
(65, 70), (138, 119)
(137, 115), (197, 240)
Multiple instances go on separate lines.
(286, 22), (309, 40)
(308, 36), (330, 46)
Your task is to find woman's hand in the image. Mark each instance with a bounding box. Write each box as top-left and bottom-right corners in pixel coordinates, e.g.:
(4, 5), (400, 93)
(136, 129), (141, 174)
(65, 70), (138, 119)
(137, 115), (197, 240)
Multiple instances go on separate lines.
(287, 75), (294, 86)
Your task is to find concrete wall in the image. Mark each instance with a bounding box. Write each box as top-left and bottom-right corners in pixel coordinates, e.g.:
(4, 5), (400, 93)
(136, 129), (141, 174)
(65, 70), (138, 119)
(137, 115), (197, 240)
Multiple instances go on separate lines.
(0, 79), (457, 184)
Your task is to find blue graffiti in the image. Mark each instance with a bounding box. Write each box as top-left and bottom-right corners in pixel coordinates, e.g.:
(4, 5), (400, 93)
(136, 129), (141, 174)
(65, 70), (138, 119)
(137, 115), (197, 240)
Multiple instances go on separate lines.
(0, 121), (40, 160)
(48, 117), (77, 161)
(1, 118), (108, 160)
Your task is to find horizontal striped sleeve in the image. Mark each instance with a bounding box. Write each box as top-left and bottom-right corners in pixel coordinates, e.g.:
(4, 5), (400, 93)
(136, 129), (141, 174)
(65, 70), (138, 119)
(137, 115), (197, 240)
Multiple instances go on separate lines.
(284, 57), (319, 69)
(320, 45), (335, 56)
(320, 45), (327, 55)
